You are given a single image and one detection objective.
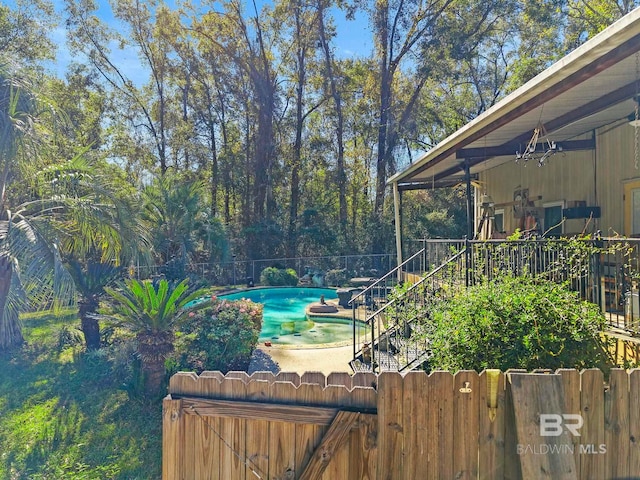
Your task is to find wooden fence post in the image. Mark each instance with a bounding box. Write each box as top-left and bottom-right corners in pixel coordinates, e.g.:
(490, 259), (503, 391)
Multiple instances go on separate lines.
(453, 370), (480, 480)
(426, 371), (454, 478)
(580, 369), (605, 479)
(557, 369), (581, 478)
(605, 368), (629, 479)
(403, 372), (429, 480)
(629, 369), (640, 475)
(245, 379), (271, 479)
(377, 372), (404, 480)
(163, 396), (184, 480)
(478, 370), (505, 480)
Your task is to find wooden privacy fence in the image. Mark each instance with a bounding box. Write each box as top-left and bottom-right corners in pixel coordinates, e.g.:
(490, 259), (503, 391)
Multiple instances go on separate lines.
(164, 369), (640, 479)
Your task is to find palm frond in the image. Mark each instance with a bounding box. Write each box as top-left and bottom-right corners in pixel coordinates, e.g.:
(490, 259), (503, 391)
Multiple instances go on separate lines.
(0, 255), (25, 349)
(66, 259), (120, 297)
(102, 279), (205, 334)
(177, 289), (207, 309)
(160, 279), (188, 321)
(5, 213), (75, 310)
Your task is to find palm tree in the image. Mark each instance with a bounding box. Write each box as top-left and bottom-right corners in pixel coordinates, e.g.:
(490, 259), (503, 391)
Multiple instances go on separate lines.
(141, 173), (228, 280)
(56, 163), (151, 352)
(66, 259), (121, 350)
(0, 61), (140, 350)
(0, 61), (56, 349)
(102, 278), (206, 395)
(0, 253), (24, 348)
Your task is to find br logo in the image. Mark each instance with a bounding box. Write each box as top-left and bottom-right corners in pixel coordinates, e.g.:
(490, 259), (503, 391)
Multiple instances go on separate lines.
(539, 414), (583, 437)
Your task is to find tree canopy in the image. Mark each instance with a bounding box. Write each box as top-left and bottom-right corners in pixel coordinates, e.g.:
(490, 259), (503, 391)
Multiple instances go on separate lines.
(3, 0), (637, 267)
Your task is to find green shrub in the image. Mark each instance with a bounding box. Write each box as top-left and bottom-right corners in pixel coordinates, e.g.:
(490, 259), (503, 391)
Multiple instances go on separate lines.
(260, 267), (298, 286)
(172, 296), (263, 373)
(421, 276), (612, 372)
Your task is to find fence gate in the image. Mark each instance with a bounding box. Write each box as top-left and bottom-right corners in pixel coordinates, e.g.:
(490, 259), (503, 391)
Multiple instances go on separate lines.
(164, 369), (640, 479)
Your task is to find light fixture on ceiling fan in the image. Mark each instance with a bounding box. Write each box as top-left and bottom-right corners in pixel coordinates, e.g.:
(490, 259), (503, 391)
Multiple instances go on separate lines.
(515, 121), (559, 167)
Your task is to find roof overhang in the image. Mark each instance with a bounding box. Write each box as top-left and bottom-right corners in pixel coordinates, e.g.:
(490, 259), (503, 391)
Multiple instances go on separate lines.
(390, 7), (640, 191)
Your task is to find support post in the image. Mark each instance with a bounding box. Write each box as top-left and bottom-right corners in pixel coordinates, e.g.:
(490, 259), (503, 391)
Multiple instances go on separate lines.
(162, 396), (184, 479)
(464, 160), (473, 287)
(464, 159), (473, 241)
(393, 181), (403, 282)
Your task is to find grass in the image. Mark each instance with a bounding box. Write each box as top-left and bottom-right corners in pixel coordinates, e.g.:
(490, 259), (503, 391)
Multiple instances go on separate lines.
(0, 310), (162, 479)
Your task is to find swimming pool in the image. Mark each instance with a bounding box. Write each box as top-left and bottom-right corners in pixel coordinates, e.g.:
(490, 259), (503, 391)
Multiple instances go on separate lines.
(220, 287), (368, 347)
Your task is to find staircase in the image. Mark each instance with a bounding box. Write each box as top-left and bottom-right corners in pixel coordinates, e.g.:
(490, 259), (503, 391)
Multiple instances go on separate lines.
(349, 247), (467, 373)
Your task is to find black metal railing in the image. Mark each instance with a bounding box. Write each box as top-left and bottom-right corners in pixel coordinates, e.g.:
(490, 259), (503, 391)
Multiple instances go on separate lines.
(349, 248), (428, 372)
(352, 237), (640, 373)
(464, 238), (640, 332)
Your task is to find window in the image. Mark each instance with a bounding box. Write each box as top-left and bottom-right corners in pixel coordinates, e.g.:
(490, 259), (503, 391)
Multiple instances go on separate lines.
(543, 201), (564, 237)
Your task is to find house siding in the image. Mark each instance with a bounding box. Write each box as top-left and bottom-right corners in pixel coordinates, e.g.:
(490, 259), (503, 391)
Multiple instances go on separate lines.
(597, 120), (640, 236)
(479, 121), (638, 237)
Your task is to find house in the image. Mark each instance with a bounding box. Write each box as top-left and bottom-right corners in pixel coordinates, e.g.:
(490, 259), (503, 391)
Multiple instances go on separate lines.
(388, 7), (640, 256)
(351, 8), (640, 373)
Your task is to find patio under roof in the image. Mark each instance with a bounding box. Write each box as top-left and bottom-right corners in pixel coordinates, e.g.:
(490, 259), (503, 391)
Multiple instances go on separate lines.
(388, 6), (640, 191)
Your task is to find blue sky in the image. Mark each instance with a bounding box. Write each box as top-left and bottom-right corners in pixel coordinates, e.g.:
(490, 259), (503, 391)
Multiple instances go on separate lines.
(46, 0), (372, 82)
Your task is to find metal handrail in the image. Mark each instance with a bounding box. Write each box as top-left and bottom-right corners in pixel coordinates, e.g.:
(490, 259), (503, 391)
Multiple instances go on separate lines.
(349, 248), (426, 306)
(352, 249), (466, 373)
(352, 236), (640, 373)
(362, 249), (466, 324)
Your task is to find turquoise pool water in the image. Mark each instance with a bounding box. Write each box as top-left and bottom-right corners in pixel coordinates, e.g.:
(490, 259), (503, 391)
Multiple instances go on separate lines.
(220, 287), (367, 346)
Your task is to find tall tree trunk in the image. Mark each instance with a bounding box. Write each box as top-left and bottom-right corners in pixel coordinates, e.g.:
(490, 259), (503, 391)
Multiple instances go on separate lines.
(253, 81), (275, 221)
(248, 4), (277, 223)
(217, 86), (231, 224)
(373, 0), (391, 254)
(287, 118), (302, 257)
(243, 106), (252, 228)
(181, 73), (191, 170)
(287, 1), (306, 259)
(318, 2), (348, 253)
(208, 108), (219, 218)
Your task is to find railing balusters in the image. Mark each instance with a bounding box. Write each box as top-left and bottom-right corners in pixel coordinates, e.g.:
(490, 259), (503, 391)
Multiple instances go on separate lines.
(352, 237), (640, 373)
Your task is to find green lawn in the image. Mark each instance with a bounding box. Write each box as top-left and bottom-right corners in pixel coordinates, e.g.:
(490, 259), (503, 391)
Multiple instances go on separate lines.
(0, 311), (162, 479)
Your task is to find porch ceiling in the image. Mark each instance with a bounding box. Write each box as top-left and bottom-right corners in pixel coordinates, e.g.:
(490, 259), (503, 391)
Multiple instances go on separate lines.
(390, 7), (640, 191)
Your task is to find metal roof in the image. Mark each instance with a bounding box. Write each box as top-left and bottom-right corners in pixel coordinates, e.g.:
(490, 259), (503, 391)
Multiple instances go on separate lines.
(389, 7), (640, 190)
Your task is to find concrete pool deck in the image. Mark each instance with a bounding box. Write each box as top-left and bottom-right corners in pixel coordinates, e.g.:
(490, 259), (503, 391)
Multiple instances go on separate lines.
(254, 299), (359, 374)
(256, 344), (353, 375)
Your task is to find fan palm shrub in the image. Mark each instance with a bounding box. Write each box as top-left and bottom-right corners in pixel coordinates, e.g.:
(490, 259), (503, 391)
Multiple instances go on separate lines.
(102, 278), (206, 395)
(0, 60), (147, 350)
(0, 61), (73, 349)
(141, 173), (228, 280)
